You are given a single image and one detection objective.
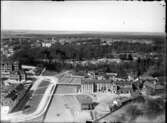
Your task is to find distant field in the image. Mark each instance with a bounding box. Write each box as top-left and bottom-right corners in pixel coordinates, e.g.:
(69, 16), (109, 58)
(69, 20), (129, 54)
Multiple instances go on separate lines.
(2, 30), (165, 40)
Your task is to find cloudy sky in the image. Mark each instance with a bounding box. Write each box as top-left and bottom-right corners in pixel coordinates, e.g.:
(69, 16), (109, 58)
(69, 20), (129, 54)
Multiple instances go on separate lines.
(1, 1), (166, 33)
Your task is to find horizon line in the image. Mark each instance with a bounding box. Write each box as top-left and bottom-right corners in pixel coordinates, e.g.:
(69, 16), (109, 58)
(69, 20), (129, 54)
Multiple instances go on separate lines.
(2, 29), (165, 35)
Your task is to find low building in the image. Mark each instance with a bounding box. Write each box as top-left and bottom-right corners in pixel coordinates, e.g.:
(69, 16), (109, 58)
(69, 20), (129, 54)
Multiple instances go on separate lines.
(115, 79), (132, 86)
(26, 72), (35, 80)
(1, 61), (21, 73)
(42, 42), (52, 47)
(13, 61), (21, 71)
(1, 61), (13, 73)
(87, 72), (96, 79)
(10, 71), (20, 81)
(143, 81), (164, 95)
(139, 76), (158, 83)
(117, 85), (132, 94)
(1, 71), (10, 78)
(106, 72), (117, 80)
(31, 42), (42, 48)
(8, 70), (27, 83)
(19, 71), (27, 81)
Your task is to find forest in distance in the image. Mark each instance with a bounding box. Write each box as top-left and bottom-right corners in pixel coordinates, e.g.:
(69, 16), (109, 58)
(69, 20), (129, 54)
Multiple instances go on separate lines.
(2, 32), (166, 80)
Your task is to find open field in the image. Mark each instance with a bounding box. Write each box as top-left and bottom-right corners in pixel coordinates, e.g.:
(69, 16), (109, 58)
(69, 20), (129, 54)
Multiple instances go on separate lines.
(44, 94), (92, 122)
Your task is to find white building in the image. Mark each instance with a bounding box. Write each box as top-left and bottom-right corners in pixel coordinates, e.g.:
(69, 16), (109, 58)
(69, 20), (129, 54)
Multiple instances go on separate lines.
(80, 79), (117, 94)
(42, 42), (52, 47)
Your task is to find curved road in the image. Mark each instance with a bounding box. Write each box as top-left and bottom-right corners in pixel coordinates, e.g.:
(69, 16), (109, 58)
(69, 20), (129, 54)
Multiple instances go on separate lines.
(3, 76), (58, 122)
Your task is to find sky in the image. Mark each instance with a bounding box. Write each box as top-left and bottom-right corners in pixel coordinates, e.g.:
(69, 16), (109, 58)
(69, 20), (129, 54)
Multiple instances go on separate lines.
(1, 1), (166, 33)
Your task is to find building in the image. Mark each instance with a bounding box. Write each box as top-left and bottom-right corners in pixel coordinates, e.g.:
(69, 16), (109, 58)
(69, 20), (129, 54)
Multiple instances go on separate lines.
(19, 71), (27, 81)
(1, 71), (10, 79)
(139, 76), (162, 95)
(31, 42), (42, 48)
(143, 81), (164, 95)
(80, 79), (117, 94)
(1, 46), (14, 58)
(81, 79), (94, 93)
(1, 61), (27, 82)
(10, 71), (20, 81)
(114, 79), (132, 94)
(13, 61), (21, 71)
(114, 79), (132, 86)
(96, 80), (117, 93)
(80, 76), (133, 95)
(26, 73), (34, 79)
(1, 61), (13, 79)
(10, 70), (27, 82)
(87, 72), (96, 79)
(117, 85), (132, 94)
(42, 42), (52, 47)
(1, 61), (13, 73)
(1, 61), (21, 73)
(106, 73), (117, 80)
